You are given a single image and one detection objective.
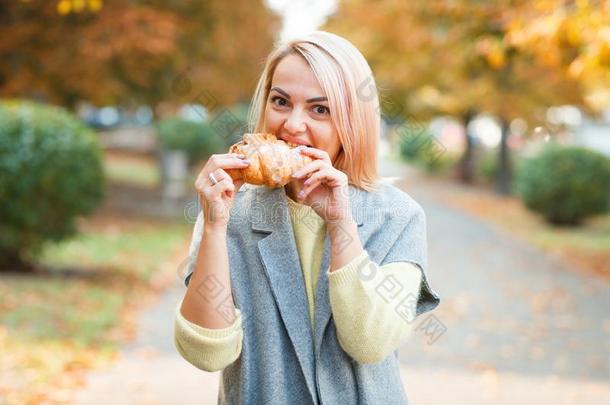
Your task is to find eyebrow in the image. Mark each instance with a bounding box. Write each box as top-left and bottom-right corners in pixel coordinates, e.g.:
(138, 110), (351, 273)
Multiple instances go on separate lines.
(270, 87), (328, 103)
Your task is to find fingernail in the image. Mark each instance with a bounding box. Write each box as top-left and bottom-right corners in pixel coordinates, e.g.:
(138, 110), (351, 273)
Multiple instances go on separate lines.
(298, 190), (305, 198)
(291, 172), (299, 178)
(242, 159), (250, 164)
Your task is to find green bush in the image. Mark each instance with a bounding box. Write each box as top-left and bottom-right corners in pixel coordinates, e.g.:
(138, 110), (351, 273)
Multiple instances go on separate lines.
(0, 99), (105, 268)
(397, 127), (455, 173)
(208, 103), (250, 148)
(515, 145), (610, 225)
(421, 151), (458, 173)
(398, 127), (428, 161)
(476, 150), (498, 183)
(155, 118), (225, 164)
(475, 149), (522, 184)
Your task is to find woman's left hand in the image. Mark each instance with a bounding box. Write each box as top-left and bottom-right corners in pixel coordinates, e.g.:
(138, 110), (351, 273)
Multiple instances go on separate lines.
(291, 146), (352, 223)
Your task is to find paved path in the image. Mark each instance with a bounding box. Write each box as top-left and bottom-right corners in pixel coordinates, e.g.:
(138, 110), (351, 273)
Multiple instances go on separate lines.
(381, 156), (610, 404)
(74, 148), (610, 404)
(73, 279), (218, 405)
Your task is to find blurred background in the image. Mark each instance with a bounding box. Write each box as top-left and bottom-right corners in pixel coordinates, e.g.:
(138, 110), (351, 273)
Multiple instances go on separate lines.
(0, 0), (609, 404)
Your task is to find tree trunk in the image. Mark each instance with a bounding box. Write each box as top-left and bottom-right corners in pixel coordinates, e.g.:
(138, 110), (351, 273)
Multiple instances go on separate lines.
(495, 118), (512, 195)
(0, 251), (34, 272)
(456, 109), (477, 183)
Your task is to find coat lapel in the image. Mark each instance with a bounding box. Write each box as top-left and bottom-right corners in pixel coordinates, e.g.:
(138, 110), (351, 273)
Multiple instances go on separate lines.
(313, 186), (365, 358)
(251, 186), (318, 402)
(251, 185), (367, 401)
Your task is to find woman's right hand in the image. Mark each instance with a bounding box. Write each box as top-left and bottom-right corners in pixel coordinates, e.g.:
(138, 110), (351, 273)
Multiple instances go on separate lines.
(195, 153), (250, 230)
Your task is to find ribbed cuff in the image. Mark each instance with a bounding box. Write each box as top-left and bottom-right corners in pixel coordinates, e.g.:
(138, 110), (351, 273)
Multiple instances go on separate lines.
(176, 302), (242, 338)
(174, 300), (243, 372)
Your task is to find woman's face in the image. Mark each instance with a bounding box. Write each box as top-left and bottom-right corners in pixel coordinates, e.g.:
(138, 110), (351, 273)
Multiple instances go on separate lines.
(264, 54), (342, 164)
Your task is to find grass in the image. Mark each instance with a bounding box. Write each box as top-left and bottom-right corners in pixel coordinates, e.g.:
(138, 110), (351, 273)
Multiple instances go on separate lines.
(40, 220), (188, 282)
(103, 151), (160, 188)
(0, 279), (123, 345)
(103, 150), (203, 193)
(0, 151), (193, 404)
(0, 218), (190, 404)
(514, 210), (610, 277)
(533, 215), (610, 251)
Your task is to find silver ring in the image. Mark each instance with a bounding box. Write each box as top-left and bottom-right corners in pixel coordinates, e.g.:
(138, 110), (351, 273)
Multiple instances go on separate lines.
(208, 172), (219, 185)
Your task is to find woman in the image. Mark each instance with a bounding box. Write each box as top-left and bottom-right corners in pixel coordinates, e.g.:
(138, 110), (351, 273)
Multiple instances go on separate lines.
(175, 31), (440, 404)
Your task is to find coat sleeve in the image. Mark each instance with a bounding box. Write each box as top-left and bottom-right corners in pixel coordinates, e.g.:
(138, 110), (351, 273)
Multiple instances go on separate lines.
(327, 202), (441, 364)
(380, 202), (440, 318)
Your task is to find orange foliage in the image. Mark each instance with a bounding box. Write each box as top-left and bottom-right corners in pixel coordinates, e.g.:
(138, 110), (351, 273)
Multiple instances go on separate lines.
(325, 0), (595, 122)
(0, 0), (279, 111)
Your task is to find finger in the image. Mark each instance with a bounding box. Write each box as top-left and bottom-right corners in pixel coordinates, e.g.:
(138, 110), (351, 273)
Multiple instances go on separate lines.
(299, 170), (336, 199)
(298, 179), (322, 201)
(196, 168), (218, 191)
(209, 168), (231, 188)
(302, 168), (335, 187)
(222, 152), (247, 159)
(212, 169), (244, 200)
(197, 158), (249, 188)
(200, 153), (247, 169)
(197, 168), (229, 197)
(291, 160), (326, 179)
(298, 146), (331, 164)
(301, 168), (349, 200)
(209, 168), (229, 181)
(210, 176), (235, 200)
(205, 154), (250, 172)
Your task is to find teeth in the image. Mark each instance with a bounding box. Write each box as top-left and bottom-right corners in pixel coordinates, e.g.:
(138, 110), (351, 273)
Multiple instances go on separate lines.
(284, 140), (310, 148)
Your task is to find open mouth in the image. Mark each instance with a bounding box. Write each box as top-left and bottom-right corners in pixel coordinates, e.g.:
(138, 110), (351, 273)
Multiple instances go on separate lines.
(286, 141), (312, 148)
(280, 136), (312, 148)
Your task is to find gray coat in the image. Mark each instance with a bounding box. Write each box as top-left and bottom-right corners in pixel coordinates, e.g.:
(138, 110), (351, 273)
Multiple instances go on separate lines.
(183, 182), (440, 405)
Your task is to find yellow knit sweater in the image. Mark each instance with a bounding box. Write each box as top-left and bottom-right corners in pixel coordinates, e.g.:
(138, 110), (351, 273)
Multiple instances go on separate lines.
(175, 195), (423, 371)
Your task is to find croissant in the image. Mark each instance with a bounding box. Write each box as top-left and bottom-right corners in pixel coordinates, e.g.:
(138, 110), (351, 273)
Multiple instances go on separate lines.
(225, 133), (313, 188)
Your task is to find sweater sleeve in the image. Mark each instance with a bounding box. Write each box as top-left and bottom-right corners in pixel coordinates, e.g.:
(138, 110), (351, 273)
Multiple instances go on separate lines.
(174, 297), (243, 372)
(327, 250), (422, 364)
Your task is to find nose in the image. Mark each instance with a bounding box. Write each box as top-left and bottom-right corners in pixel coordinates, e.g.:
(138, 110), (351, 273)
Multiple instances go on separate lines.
(284, 108), (307, 134)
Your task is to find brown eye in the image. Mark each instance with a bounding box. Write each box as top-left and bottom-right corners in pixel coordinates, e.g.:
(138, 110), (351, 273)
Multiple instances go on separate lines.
(313, 105), (329, 115)
(271, 96), (288, 107)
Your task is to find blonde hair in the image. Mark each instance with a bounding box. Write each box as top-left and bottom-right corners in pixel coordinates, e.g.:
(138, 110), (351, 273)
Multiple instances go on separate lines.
(247, 31), (382, 193)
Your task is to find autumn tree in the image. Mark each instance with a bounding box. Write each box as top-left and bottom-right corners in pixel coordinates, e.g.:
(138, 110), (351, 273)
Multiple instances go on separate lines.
(0, 0), (280, 113)
(506, 0), (610, 112)
(325, 0), (587, 194)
